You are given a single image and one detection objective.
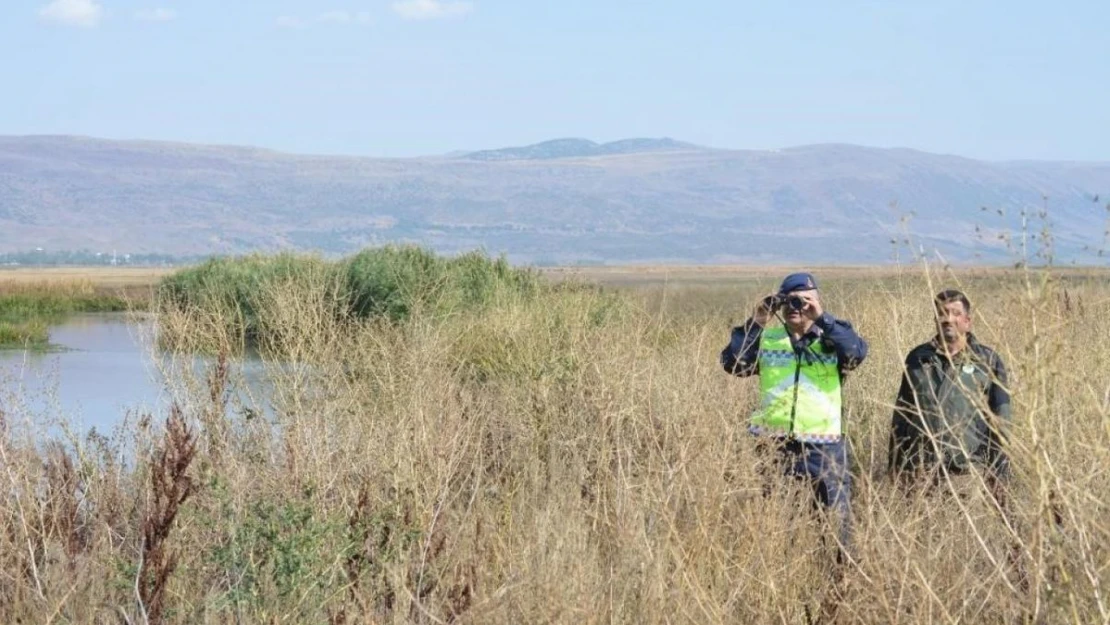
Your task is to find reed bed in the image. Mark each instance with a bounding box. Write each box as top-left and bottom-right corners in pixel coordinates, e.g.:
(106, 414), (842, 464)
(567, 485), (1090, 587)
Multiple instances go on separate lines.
(0, 279), (132, 348)
(0, 248), (1106, 624)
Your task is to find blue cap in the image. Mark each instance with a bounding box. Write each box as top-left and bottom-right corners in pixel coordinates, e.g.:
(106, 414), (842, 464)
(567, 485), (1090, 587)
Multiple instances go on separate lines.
(778, 272), (818, 294)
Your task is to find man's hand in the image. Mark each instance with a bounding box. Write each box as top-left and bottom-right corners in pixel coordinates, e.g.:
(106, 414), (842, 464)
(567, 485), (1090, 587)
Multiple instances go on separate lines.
(752, 293), (776, 326)
(796, 290), (825, 321)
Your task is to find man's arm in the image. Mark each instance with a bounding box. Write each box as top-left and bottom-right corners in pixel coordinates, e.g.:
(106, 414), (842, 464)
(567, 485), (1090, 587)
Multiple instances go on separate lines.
(984, 350), (1013, 480)
(815, 313), (868, 371)
(977, 349), (1016, 522)
(889, 357), (921, 475)
(720, 319), (763, 377)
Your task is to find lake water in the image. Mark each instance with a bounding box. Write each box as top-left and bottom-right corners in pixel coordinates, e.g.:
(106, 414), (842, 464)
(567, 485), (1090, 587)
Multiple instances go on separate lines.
(0, 314), (270, 437)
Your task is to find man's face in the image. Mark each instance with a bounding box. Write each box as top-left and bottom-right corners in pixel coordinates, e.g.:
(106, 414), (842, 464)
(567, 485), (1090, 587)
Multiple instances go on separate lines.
(935, 300), (971, 343)
(781, 288), (816, 325)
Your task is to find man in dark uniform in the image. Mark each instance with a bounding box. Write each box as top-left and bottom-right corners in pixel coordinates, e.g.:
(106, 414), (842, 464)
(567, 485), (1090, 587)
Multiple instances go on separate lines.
(888, 288), (1026, 591)
(888, 289), (1013, 498)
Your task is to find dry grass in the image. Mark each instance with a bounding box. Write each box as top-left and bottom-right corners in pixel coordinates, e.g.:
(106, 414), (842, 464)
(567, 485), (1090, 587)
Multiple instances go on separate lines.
(0, 269), (163, 313)
(0, 268), (169, 309)
(539, 263), (1098, 286)
(0, 267), (172, 288)
(0, 260), (1107, 623)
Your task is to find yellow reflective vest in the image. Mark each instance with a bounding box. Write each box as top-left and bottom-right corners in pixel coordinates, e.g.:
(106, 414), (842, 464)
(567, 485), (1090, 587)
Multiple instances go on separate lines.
(750, 326), (843, 443)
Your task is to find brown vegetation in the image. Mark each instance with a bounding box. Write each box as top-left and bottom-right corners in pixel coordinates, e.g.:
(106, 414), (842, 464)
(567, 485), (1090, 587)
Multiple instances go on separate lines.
(0, 267), (168, 303)
(0, 261), (1106, 623)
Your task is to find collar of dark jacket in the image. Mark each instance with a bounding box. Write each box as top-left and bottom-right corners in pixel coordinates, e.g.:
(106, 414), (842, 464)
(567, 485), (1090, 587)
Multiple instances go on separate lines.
(788, 325), (828, 366)
(926, 333), (987, 363)
(791, 323), (824, 347)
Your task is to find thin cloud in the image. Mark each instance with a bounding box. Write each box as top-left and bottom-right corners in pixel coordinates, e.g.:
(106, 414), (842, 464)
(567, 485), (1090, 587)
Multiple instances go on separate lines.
(134, 8), (178, 22)
(317, 10), (373, 24)
(392, 0), (473, 20)
(39, 0), (104, 28)
(277, 11), (373, 28)
(275, 15), (307, 28)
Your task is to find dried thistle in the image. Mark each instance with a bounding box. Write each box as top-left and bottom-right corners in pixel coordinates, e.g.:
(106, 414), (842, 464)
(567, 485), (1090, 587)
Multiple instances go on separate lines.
(138, 404), (198, 624)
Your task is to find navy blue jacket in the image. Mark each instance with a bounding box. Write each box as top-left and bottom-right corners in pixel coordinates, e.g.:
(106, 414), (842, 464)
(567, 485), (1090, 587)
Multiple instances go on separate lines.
(720, 312), (868, 378)
(888, 335), (1012, 477)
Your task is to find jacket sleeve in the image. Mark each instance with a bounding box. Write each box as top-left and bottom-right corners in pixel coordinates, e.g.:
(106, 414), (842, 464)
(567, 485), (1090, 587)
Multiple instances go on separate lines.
(720, 319), (762, 377)
(984, 351), (1013, 478)
(815, 313), (868, 372)
(888, 355), (921, 474)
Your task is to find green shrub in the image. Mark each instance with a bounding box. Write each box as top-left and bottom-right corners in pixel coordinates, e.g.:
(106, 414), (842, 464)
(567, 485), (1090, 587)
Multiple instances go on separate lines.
(157, 246), (545, 353)
(342, 246), (541, 321)
(157, 252), (336, 342)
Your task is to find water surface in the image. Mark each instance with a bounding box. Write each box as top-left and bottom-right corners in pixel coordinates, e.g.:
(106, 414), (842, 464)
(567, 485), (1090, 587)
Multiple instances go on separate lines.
(0, 314), (268, 436)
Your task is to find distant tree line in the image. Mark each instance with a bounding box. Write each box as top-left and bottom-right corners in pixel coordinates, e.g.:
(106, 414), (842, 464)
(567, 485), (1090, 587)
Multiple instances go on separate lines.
(0, 249), (205, 267)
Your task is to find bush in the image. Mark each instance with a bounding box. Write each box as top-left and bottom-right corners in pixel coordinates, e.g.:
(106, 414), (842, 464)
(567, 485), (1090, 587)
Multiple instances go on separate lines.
(342, 246), (541, 321)
(157, 252), (335, 342)
(155, 246), (544, 354)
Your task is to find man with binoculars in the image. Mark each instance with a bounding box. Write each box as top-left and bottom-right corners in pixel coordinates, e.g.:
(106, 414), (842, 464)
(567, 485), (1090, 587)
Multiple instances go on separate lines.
(720, 272), (868, 560)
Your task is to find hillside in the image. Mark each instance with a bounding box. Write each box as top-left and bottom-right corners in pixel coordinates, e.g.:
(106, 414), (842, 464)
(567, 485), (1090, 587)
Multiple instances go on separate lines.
(1, 135), (1107, 264)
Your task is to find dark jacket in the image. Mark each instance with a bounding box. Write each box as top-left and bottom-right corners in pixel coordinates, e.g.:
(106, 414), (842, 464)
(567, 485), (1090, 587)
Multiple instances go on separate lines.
(720, 312), (868, 379)
(888, 334), (1012, 478)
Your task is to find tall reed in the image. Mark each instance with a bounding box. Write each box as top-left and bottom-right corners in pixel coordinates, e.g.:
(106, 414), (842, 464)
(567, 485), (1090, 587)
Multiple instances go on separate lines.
(0, 252), (1106, 623)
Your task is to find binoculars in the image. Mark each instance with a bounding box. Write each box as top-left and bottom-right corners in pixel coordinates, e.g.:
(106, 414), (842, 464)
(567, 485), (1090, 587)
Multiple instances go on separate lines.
(763, 294), (806, 311)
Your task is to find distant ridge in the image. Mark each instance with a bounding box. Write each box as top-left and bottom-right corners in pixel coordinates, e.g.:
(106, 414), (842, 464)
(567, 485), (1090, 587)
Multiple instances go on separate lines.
(461, 137), (702, 161)
(0, 134), (1108, 264)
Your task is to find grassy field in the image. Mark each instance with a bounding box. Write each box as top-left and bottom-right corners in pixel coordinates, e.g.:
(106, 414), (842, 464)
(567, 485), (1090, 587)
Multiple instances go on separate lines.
(0, 255), (1107, 623)
(0, 266), (173, 285)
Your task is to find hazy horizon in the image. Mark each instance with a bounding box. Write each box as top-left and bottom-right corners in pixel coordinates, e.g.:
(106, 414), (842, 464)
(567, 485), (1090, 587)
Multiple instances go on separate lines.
(7, 132), (1110, 165)
(3, 1), (1108, 162)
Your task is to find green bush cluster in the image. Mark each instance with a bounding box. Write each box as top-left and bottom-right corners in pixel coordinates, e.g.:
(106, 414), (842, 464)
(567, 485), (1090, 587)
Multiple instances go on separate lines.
(156, 246), (545, 350)
(157, 252), (332, 341)
(343, 246), (540, 321)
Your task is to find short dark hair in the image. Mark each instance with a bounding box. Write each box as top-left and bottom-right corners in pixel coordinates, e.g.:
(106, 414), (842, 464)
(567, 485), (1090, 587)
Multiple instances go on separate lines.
(935, 289), (971, 314)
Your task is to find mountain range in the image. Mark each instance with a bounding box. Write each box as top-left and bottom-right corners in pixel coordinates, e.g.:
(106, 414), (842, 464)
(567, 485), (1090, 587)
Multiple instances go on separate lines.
(1, 135), (1108, 265)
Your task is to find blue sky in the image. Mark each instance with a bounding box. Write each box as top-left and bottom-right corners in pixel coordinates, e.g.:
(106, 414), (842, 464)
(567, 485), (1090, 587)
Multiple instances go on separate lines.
(3, 0), (1108, 159)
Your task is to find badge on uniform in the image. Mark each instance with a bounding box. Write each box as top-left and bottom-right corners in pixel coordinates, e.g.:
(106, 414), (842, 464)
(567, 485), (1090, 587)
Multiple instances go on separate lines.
(962, 364), (976, 375)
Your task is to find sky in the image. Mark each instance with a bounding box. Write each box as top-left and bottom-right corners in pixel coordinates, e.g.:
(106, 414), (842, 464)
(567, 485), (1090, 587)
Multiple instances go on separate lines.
(2, 0), (1108, 160)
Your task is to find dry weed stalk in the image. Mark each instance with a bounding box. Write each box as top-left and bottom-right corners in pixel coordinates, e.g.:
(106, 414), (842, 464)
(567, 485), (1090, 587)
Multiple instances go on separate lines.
(43, 443), (84, 565)
(138, 404), (198, 624)
(201, 349), (231, 464)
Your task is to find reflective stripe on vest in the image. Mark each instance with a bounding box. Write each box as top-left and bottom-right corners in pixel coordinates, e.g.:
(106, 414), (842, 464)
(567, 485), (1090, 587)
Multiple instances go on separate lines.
(750, 326), (843, 443)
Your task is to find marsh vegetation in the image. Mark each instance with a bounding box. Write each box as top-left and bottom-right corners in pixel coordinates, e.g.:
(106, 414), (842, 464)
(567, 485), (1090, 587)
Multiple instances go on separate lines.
(0, 247), (1106, 623)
